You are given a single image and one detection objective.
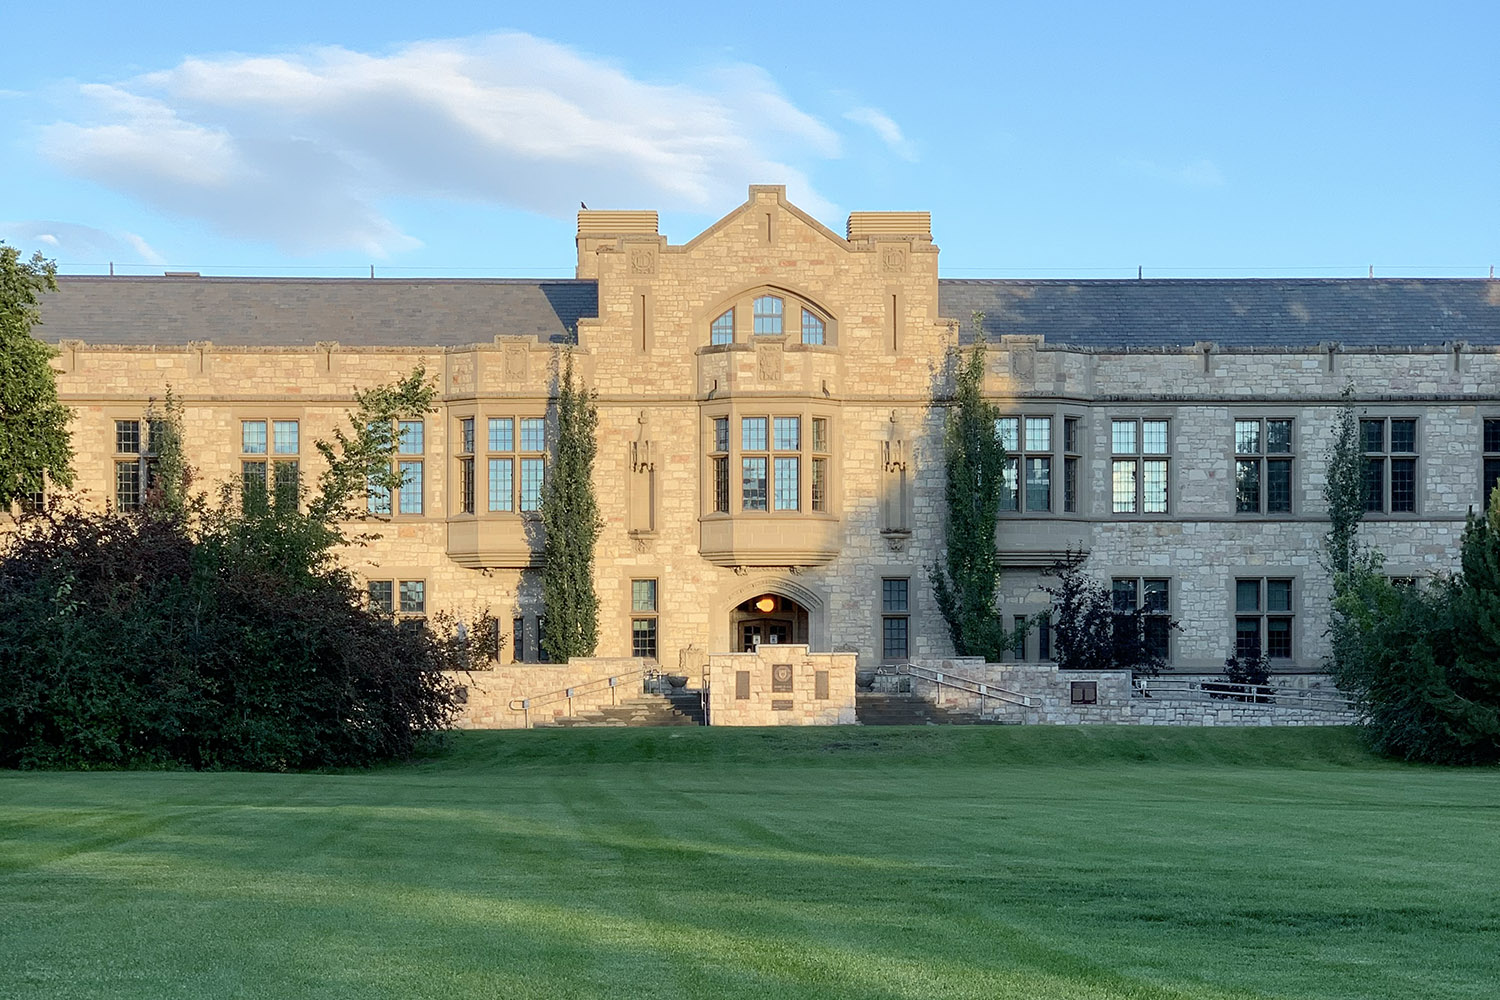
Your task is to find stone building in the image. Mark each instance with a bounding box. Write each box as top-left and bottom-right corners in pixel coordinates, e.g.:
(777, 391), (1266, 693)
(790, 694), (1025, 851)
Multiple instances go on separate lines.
(24, 185), (1500, 700)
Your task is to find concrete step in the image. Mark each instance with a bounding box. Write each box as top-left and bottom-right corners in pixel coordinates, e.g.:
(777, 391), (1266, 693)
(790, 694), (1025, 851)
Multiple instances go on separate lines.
(856, 692), (1001, 726)
(539, 692), (701, 728)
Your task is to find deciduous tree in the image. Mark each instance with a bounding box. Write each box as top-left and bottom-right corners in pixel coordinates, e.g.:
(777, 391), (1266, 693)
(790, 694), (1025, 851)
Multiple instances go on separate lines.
(0, 245), (73, 507)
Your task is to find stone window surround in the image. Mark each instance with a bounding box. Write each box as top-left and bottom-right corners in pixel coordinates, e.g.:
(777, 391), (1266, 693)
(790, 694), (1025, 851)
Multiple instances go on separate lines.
(1232, 414), (1296, 516)
(1110, 575), (1174, 663)
(447, 407), (549, 518)
(874, 565), (918, 663)
(1229, 574), (1298, 664)
(629, 576), (660, 662)
(108, 407), (163, 513)
(1358, 412), (1421, 517)
(366, 573), (427, 618)
(991, 406), (1088, 516)
(365, 417), (427, 518)
(698, 285), (838, 348)
(236, 410), (302, 509)
(1108, 412), (1172, 516)
(701, 403), (838, 519)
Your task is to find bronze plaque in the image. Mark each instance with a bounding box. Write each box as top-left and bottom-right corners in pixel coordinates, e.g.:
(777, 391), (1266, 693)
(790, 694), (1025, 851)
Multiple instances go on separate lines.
(735, 670), (750, 700)
(814, 670), (830, 700)
(772, 663), (794, 693)
(772, 699), (794, 712)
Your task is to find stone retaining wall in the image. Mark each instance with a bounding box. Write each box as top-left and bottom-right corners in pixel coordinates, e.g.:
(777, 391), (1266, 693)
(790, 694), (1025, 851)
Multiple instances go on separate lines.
(447, 656), (649, 729)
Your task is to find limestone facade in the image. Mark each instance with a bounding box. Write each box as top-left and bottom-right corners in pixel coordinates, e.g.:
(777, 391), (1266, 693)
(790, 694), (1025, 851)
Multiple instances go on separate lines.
(20, 185), (1500, 712)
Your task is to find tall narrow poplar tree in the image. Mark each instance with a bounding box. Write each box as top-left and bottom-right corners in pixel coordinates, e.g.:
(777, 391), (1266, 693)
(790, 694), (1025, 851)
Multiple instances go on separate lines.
(0, 245), (74, 506)
(1324, 379), (1364, 578)
(929, 317), (1009, 660)
(541, 351), (602, 661)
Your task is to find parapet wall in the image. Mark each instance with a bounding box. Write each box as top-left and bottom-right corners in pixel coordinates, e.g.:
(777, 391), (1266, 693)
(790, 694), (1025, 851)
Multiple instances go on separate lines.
(708, 646), (857, 725)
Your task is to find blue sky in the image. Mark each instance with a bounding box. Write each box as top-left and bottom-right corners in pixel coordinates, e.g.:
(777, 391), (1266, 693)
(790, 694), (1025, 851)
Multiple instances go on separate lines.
(2, 1), (1495, 278)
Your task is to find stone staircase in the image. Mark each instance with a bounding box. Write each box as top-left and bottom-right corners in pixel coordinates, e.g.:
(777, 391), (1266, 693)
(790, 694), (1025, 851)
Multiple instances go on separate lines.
(540, 691), (704, 728)
(856, 691), (1001, 726)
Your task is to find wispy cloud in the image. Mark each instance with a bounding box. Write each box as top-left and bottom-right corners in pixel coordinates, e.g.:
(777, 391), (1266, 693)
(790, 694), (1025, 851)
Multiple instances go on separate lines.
(37, 33), (844, 256)
(843, 106), (917, 162)
(0, 220), (165, 264)
(1123, 156), (1227, 188)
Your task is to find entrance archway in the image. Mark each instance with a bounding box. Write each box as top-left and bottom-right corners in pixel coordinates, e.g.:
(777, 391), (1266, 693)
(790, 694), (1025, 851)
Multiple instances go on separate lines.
(730, 593), (810, 652)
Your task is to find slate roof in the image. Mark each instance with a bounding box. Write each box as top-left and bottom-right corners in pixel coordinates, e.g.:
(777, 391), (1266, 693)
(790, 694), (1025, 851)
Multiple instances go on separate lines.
(939, 278), (1500, 349)
(35, 275), (1500, 350)
(39, 277), (597, 347)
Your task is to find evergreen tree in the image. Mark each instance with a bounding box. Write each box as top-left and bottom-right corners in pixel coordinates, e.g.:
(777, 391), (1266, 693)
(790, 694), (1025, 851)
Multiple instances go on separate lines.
(541, 351), (602, 661)
(929, 317), (1009, 660)
(0, 245), (74, 507)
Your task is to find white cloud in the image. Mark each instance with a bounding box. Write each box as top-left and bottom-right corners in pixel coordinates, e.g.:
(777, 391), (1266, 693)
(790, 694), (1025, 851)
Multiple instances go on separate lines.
(0, 220), (165, 265)
(38, 33), (844, 256)
(1123, 156), (1227, 188)
(843, 106), (917, 162)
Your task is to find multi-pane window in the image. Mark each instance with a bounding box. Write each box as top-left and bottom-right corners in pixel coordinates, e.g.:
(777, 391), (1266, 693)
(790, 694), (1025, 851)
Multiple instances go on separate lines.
(753, 295), (783, 335)
(711, 417), (730, 513)
(881, 578), (910, 661)
(240, 419), (300, 511)
(1111, 418), (1169, 514)
(631, 579), (659, 661)
(994, 416), (1053, 512)
(1235, 418), (1293, 514)
(114, 419), (158, 512)
(741, 415), (802, 511)
(486, 416), (546, 513)
(368, 420), (426, 515)
(1485, 419), (1500, 509)
(1112, 577), (1172, 661)
(1063, 417), (1080, 513)
(368, 579), (425, 617)
(1361, 418), (1417, 513)
(457, 417), (475, 514)
(1235, 578), (1293, 661)
(811, 418), (830, 513)
(711, 309), (734, 345)
(801, 309), (825, 345)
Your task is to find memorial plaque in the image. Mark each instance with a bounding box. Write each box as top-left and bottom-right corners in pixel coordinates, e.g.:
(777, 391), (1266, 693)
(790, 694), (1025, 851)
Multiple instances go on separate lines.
(735, 670), (750, 700)
(772, 699), (794, 712)
(772, 663), (794, 693)
(814, 670), (830, 700)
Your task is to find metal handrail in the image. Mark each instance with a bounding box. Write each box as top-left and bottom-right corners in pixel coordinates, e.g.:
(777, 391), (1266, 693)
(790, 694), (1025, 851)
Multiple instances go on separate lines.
(894, 662), (1032, 707)
(507, 667), (658, 727)
(1132, 677), (1356, 712)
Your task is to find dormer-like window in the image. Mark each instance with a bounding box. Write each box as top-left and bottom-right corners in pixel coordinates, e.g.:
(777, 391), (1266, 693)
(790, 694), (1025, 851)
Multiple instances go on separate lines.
(801, 309), (825, 345)
(711, 309), (734, 345)
(753, 296), (784, 335)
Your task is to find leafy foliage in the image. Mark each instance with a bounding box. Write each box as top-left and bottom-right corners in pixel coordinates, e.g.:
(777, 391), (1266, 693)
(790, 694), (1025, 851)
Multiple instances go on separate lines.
(1331, 503), (1500, 764)
(0, 244), (74, 506)
(541, 351), (602, 662)
(930, 319), (1010, 660)
(0, 368), (461, 770)
(1323, 379), (1364, 578)
(1041, 552), (1174, 677)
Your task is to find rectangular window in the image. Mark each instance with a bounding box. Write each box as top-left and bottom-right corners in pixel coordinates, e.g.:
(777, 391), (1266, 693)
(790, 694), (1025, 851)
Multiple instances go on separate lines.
(398, 580), (425, 615)
(115, 461), (143, 512)
(397, 420), (424, 455)
(881, 578), (910, 661)
(368, 580), (423, 617)
(1011, 616), (1027, 661)
(714, 417), (730, 454)
(773, 416), (800, 451)
(995, 414), (1053, 513)
(520, 418), (546, 453)
(397, 461), (423, 515)
(1039, 614), (1052, 660)
(368, 581), (394, 614)
(773, 457), (799, 510)
(1113, 577), (1172, 663)
(519, 458), (545, 512)
(713, 457), (730, 513)
(488, 458), (514, 512)
(1235, 418), (1293, 514)
(631, 578), (658, 660)
(488, 417), (513, 452)
(116, 419), (141, 455)
(1112, 418), (1169, 514)
(812, 417), (829, 453)
(241, 420), (267, 455)
(1484, 418), (1500, 509)
(753, 295), (783, 335)
(1235, 578), (1294, 661)
(811, 457), (828, 513)
(742, 457), (768, 511)
(1063, 416), (1080, 513)
(272, 420), (299, 455)
(457, 417), (475, 515)
(742, 417), (767, 452)
(512, 617), (526, 663)
(1361, 417), (1418, 513)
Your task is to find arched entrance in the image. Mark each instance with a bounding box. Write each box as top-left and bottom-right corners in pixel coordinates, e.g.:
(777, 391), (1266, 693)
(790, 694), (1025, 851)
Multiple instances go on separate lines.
(730, 593), (811, 652)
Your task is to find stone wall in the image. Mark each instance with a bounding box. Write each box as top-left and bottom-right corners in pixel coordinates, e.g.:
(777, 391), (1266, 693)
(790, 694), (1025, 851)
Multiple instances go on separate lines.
(707, 645), (856, 725)
(447, 656), (648, 729)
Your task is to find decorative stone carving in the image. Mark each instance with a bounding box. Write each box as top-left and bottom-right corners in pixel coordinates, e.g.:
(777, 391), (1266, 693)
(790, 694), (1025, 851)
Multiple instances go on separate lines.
(756, 343), (783, 382)
(881, 246), (907, 273)
(882, 530), (911, 553)
(628, 248), (656, 275)
(1011, 348), (1035, 380)
(504, 346), (528, 382)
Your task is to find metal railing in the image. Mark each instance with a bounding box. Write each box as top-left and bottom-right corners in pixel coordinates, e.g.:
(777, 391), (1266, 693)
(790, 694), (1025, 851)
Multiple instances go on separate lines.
(890, 662), (1032, 708)
(507, 667), (658, 728)
(1132, 677), (1356, 713)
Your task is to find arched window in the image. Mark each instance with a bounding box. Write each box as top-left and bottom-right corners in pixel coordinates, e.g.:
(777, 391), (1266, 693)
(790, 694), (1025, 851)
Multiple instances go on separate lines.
(710, 309), (734, 345)
(801, 309), (825, 345)
(753, 296), (784, 335)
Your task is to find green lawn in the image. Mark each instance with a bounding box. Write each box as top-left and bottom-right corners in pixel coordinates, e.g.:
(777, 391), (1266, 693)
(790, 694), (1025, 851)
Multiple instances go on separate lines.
(2, 727), (1497, 999)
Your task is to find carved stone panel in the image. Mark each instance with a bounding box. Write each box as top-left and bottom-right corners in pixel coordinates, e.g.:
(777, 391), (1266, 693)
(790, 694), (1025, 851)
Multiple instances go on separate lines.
(503, 346), (529, 383)
(628, 247), (657, 275)
(756, 343), (783, 382)
(881, 245), (908, 273)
